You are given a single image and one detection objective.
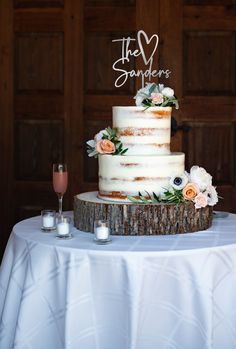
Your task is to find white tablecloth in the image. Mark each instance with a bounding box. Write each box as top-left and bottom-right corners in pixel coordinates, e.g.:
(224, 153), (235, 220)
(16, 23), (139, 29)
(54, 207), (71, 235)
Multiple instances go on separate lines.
(1, 213), (236, 349)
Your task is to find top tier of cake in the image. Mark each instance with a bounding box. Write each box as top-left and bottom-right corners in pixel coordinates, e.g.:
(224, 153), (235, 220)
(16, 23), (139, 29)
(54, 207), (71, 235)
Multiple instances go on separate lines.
(113, 106), (171, 156)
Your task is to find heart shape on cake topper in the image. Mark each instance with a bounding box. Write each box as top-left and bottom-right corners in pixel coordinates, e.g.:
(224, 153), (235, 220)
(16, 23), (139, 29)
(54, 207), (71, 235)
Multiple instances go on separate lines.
(137, 30), (159, 65)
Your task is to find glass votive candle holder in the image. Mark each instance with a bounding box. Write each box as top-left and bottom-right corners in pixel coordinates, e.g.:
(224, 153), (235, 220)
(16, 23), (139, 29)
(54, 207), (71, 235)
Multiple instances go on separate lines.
(94, 220), (111, 244)
(56, 216), (72, 239)
(41, 210), (56, 231)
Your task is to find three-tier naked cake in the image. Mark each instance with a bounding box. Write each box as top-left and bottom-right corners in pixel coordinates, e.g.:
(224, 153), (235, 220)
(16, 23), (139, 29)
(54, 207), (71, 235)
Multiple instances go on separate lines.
(98, 106), (184, 201)
(74, 83), (217, 235)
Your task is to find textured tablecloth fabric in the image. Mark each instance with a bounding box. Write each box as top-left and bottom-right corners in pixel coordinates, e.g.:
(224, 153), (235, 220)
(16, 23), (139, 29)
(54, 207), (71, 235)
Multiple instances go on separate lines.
(1, 213), (236, 349)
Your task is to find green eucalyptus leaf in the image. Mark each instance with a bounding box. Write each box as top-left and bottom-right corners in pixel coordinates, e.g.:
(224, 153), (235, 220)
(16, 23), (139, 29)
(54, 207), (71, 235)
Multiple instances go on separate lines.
(149, 83), (156, 94)
(145, 191), (152, 200)
(120, 148), (128, 155)
(153, 192), (160, 202)
(127, 196), (140, 203)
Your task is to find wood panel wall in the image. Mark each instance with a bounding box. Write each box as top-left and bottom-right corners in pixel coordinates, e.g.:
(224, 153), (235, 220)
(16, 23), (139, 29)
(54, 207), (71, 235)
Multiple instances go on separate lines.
(0, 0), (14, 258)
(0, 0), (83, 257)
(0, 0), (236, 259)
(181, 0), (236, 211)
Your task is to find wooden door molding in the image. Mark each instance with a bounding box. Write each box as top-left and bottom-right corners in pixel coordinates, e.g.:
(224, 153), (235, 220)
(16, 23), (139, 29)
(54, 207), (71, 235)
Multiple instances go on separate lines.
(64, 0), (84, 207)
(0, 0), (14, 256)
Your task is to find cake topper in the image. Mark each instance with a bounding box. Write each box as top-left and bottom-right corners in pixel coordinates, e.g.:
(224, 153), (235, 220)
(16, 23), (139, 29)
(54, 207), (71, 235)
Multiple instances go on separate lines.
(112, 30), (171, 88)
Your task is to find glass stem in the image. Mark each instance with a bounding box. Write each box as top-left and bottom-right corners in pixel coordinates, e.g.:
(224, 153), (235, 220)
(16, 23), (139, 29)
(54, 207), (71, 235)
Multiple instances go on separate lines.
(58, 194), (63, 216)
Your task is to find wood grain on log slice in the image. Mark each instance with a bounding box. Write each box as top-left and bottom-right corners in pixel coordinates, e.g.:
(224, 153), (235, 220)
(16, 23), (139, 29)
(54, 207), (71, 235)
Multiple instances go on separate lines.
(74, 192), (213, 235)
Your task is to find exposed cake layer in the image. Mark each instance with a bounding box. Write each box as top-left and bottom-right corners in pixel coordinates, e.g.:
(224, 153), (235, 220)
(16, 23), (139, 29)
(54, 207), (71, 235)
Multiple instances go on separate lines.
(113, 106), (171, 155)
(98, 153), (185, 202)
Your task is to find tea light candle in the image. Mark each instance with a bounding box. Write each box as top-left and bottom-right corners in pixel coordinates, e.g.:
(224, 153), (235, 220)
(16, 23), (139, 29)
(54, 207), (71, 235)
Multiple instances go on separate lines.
(41, 210), (56, 231)
(57, 221), (70, 236)
(95, 226), (109, 240)
(43, 215), (55, 228)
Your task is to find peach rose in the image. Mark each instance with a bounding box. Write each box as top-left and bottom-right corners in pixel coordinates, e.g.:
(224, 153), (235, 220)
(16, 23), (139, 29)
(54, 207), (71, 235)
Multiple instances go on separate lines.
(182, 183), (199, 200)
(96, 139), (115, 154)
(194, 192), (208, 209)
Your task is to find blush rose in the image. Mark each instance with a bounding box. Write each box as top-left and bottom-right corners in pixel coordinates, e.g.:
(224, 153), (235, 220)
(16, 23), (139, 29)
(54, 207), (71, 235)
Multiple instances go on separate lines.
(194, 192), (208, 209)
(151, 92), (164, 104)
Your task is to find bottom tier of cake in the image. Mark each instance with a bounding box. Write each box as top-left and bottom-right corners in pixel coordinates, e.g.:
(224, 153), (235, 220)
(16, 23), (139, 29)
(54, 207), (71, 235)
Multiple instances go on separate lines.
(98, 153), (185, 202)
(74, 192), (213, 235)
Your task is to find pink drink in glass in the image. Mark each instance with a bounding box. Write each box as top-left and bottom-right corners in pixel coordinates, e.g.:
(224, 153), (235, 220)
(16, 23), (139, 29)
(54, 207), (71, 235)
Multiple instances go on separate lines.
(53, 163), (68, 216)
(53, 171), (68, 194)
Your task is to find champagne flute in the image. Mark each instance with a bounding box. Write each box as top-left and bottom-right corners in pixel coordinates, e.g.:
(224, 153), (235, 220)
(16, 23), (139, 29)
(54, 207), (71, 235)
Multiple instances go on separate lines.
(53, 163), (68, 217)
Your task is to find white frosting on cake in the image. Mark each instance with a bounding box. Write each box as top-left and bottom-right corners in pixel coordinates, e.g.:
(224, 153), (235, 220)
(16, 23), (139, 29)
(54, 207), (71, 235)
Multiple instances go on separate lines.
(113, 106), (171, 155)
(97, 105), (185, 202)
(98, 153), (185, 201)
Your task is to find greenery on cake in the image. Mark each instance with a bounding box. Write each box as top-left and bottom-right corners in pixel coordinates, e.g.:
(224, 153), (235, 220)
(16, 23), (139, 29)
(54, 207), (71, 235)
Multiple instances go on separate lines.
(128, 166), (219, 209)
(87, 127), (128, 158)
(134, 82), (179, 110)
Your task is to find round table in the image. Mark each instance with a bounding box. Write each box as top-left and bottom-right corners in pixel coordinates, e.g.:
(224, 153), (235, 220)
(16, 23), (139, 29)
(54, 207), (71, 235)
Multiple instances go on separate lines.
(1, 212), (236, 349)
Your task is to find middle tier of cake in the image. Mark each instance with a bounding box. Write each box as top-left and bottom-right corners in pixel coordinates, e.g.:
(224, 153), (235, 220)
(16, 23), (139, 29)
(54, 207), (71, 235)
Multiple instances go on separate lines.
(98, 153), (185, 201)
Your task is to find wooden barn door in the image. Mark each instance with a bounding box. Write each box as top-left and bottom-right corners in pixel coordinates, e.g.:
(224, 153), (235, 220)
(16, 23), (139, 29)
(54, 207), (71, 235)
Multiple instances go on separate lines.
(82, 0), (236, 213)
(157, 0), (236, 212)
(0, 0), (236, 257)
(81, 0), (161, 193)
(0, 0), (83, 256)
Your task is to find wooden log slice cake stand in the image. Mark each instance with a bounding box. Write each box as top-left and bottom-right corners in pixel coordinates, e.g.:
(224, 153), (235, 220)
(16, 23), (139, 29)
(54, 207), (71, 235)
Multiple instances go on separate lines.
(74, 192), (213, 235)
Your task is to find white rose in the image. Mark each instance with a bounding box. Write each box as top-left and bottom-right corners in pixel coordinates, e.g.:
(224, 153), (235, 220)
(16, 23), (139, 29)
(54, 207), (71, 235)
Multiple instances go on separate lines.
(205, 185), (218, 206)
(189, 166), (212, 191)
(161, 87), (174, 98)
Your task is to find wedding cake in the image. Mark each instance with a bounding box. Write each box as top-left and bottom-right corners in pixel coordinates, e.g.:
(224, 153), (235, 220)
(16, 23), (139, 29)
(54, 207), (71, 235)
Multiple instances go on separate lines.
(98, 106), (184, 201)
(74, 83), (217, 235)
